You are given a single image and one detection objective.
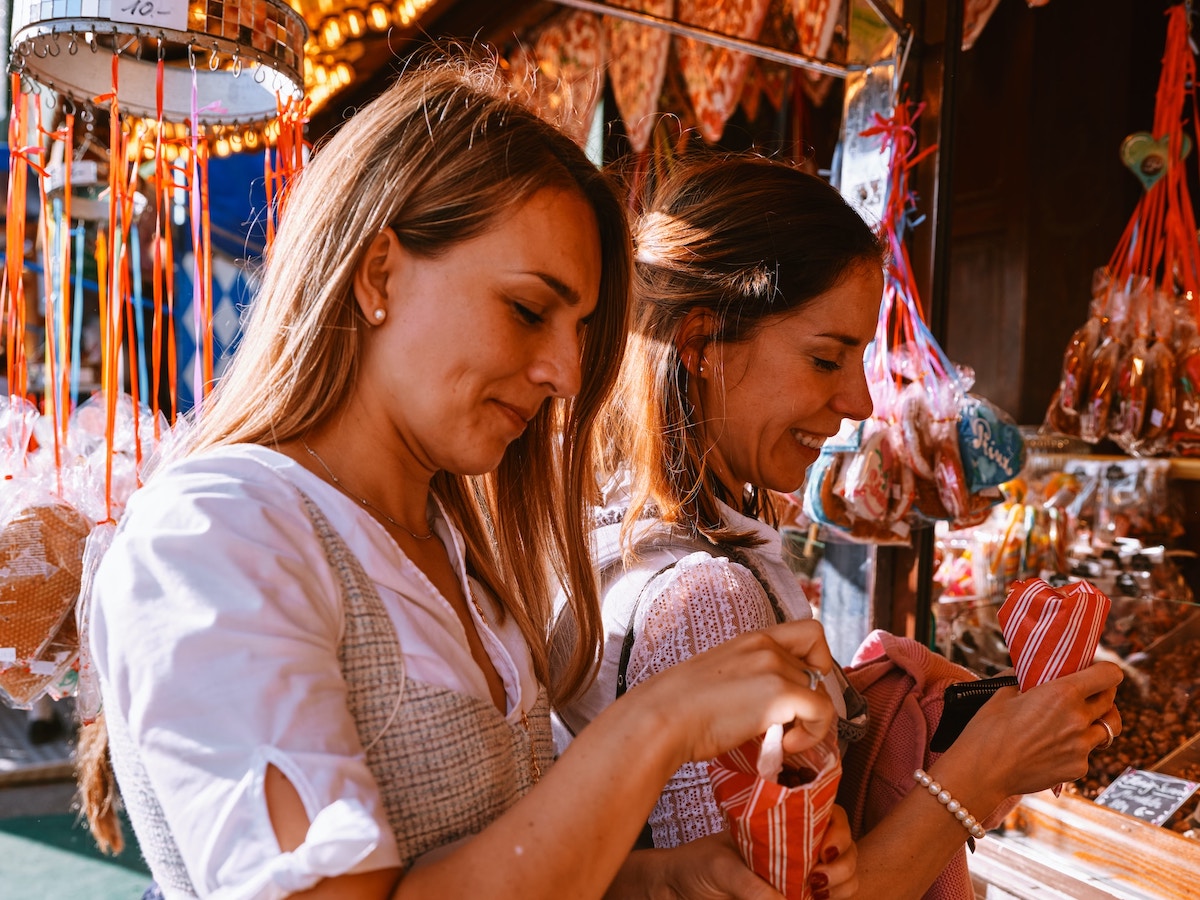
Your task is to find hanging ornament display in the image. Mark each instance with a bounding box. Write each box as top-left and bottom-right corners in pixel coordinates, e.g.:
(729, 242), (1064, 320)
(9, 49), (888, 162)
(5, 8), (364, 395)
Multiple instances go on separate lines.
(0, 0), (307, 711)
(805, 101), (1024, 545)
(1044, 4), (1200, 457)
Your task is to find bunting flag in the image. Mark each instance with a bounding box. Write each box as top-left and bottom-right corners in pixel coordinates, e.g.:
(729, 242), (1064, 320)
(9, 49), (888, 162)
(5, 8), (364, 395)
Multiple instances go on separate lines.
(675, 0), (772, 143)
(606, 0), (675, 152)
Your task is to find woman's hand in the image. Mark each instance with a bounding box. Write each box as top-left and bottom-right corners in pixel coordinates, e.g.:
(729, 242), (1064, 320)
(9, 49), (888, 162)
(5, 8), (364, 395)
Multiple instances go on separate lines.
(812, 804), (858, 900)
(632, 619), (837, 766)
(608, 832), (784, 900)
(953, 660), (1123, 798)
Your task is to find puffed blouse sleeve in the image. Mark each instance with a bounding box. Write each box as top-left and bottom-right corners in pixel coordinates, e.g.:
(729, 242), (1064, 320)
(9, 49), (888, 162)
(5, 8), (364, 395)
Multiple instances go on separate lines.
(89, 455), (400, 897)
(622, 551), (777, 848)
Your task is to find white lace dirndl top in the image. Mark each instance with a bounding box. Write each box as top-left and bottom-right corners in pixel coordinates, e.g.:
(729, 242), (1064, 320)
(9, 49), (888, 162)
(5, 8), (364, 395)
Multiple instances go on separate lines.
(91, 446), (555, 899)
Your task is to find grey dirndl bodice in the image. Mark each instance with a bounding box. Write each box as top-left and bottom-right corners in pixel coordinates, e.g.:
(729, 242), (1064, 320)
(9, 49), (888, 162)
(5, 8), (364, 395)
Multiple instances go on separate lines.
(106, 488), (556, 894)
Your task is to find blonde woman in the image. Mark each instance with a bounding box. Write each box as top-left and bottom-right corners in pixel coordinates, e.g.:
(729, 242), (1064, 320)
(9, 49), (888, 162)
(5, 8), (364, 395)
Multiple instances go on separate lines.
(85, 57), (845, 899)
(556, 155), (1124, 900)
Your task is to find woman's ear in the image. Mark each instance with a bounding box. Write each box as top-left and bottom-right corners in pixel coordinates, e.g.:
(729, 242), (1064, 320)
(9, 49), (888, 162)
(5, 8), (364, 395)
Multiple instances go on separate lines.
(675, 308), (716, 378)
(352, 228), (401, 324)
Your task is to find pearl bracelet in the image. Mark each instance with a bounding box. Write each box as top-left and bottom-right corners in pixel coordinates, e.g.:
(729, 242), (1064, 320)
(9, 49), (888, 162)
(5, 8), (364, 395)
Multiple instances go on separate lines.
(914, 769), (987, 841)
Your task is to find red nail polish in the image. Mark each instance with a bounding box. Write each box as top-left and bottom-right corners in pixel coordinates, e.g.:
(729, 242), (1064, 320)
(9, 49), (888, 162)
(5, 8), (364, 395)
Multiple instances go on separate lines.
(809, 872), (829, 890)
(823, 846), (840, 864)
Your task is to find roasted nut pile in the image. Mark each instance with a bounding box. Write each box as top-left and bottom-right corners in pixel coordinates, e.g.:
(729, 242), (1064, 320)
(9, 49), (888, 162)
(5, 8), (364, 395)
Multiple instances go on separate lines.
(1102, 595), (1196, 656)
(1066, 633), (1200, 836)
(1161, 761), (1200, 835)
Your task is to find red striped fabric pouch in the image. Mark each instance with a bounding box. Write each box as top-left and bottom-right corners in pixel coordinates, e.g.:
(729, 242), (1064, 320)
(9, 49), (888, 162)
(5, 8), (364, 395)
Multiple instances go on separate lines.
(998, 577), (1110, 691)
(997, 577), (1111, 795)
(708, 726), (841, 899)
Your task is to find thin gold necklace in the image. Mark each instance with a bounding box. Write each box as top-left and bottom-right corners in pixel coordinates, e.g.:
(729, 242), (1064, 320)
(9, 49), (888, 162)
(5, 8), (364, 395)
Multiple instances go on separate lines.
(302, 440), (435, 541)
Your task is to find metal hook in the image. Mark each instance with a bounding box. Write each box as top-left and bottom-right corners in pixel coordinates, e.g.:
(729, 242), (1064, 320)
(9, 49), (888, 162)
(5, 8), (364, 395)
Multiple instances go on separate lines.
(80, 106), (94, 123)
(48, 32), (62, 57)
(232, 52), (242, 78)
(210, 42), (221, 71)
(158, 36), (166, 61)
(254, 57), (266, 83)
(188, 41), (198, 71)
(33, 39), (49, 58)
(67, 32), (79, 55)
(89, 31), (99, 52)
(62, 95), (76, 116)
(46, 91), (56, 109)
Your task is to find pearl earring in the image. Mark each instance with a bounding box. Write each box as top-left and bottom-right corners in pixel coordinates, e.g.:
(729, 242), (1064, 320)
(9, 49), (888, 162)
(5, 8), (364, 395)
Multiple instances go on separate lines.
(372, 308), (386, 323)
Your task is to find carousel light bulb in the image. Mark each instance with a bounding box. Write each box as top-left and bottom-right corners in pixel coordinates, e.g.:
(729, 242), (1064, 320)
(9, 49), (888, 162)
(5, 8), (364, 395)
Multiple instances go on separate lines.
(344, 9), (367, 38)
(393, 0), (416, 26)
(368, 3), (390, 30)
(321, 18), (344, 50)
(335, 62), (353, 85)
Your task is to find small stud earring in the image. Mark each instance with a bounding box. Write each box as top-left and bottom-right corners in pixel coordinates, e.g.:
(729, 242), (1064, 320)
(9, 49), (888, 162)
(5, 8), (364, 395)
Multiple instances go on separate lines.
(372, 308), (386, 323)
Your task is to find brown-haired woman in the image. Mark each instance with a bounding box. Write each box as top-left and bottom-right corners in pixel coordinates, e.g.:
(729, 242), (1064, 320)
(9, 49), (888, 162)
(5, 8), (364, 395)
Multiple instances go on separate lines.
(555, 154), (1124, 899)
(84, 58), (841, 899)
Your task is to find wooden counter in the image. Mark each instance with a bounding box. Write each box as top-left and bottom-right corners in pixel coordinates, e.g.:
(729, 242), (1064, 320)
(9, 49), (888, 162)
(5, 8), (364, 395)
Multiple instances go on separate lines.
(969, 791), (1200, 899)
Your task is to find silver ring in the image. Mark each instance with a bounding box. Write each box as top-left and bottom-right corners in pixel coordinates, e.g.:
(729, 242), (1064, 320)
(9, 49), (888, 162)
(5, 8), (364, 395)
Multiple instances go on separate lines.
(1096, 718), (1116, 751)
(804, 668), (823, 692)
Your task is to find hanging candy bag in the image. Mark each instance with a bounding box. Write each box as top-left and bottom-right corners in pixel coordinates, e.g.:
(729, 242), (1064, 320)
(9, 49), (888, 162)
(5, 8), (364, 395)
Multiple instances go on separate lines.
(0, 478), (93, 708)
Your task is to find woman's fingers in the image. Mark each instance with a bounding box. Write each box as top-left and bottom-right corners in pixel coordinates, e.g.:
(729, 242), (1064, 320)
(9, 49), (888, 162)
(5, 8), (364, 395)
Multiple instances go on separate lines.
(955, 661), (1128, 796)
(761, 620), (836, 677)
(1092, 704), (1122, 750)
(648, 622), (838, 762)
(813, 805), (858, 900)
(1068, 659), (1124, 699)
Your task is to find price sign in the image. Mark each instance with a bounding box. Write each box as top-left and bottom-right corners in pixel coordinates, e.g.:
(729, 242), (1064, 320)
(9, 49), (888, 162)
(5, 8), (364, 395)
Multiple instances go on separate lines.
(108, 0), (189, 32)
(1093, 766), (1199, 826)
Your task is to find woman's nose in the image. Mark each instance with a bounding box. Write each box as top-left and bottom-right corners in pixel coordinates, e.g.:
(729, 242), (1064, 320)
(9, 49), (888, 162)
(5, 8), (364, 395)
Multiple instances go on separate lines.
(834, 366), (874, 421)
(531, 330), (583, 398)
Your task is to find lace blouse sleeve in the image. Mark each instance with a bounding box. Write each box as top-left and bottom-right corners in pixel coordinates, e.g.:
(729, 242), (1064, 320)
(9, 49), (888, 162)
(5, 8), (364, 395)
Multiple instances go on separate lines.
(624, 551), (777, 848)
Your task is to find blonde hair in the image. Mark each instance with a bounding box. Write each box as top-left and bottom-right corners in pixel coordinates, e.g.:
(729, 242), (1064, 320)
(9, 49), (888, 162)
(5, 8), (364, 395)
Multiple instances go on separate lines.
(80, 49), (631, 851)
(609, 154), (883, 547)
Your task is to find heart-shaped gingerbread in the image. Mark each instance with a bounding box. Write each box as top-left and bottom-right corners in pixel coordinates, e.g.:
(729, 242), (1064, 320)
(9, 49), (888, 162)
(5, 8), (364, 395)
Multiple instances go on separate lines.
(1120, 131), (1193, 191)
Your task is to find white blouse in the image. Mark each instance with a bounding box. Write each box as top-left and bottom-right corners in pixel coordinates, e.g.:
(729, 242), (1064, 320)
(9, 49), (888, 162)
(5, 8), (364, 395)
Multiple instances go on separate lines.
(90, 444), (540, 897)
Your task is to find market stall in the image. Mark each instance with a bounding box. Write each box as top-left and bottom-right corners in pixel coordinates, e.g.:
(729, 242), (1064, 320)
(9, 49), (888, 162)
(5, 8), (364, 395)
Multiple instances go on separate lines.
(2, 1), (1199, 897)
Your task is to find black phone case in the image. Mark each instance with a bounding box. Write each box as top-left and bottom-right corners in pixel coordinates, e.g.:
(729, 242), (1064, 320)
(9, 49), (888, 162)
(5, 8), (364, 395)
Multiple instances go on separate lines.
(929, 675), (1019, 752)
